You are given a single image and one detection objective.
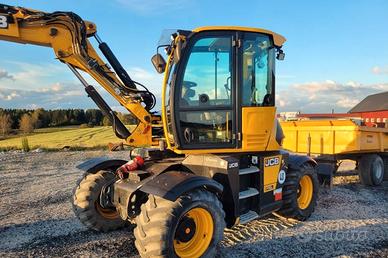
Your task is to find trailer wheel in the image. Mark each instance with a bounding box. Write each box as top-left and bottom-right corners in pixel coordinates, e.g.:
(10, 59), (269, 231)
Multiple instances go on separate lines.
(384, 157), (388, 181)
(359, 154), (385, 186)
(277, 163), (319, 221)
(134, 189), (225, 258)
(72, 171), (126, 232)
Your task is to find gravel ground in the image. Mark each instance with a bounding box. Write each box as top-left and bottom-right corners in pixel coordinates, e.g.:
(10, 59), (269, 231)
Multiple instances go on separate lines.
(0, 151), (387, 257)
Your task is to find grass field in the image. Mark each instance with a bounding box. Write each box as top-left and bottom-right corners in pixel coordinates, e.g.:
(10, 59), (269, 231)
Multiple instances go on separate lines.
(0, 126), (133, 151)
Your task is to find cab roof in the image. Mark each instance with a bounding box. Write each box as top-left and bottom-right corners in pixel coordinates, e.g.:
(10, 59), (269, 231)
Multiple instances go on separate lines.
(193, 26), (286, 47)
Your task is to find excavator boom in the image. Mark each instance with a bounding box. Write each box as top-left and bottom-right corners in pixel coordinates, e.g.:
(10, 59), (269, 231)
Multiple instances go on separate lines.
(0, 4), (161, 146)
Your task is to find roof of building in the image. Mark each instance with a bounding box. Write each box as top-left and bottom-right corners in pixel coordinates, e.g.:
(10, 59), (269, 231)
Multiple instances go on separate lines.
(349, 91), (388, 113)
(297, 113), (353, 118)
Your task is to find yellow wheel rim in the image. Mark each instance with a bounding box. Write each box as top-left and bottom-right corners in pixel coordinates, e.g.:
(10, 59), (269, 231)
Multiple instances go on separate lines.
(95, 201), (120, 220)
(297, 175), (313, 210)
(174, 207), (214, 258)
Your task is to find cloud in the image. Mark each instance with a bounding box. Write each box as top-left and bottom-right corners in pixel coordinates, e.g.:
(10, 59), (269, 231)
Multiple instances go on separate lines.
(276, 80), (388, 113)
(127, 67), (163, 92)
(115, 0), (192, 14)
(51, 83), (62, 92)
(0, 69), (14, 81)
(372, 66), (388, 75)
(0, 82), (90, 109)
(0, 59), (164, 111)
(10, 62), (66, 89)
(0, 66), (163, 110)
(0, 61), (69, 93)
(0, 91), (19, 101)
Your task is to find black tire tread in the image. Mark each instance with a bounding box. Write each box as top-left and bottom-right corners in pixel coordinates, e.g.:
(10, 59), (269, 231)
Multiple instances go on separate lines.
(72, 171), (126, 232)
(384, 157), (388, 181)
(359, 154), (385, 186)
(134, 189), (225, 258)
(277, 163), (319, 221)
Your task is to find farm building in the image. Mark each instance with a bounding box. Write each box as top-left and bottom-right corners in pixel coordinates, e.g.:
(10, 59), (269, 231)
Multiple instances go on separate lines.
(348, 91), (388, 127)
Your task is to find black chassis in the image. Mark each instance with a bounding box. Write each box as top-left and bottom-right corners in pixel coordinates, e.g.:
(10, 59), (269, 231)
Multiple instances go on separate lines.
(77, 150), (320, 227)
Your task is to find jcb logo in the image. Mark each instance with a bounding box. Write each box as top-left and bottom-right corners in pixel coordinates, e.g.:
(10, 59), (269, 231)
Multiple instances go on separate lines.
(229, 162), (238, 169)
(264, 157), (280, 167)
(0, 15), (8, 29)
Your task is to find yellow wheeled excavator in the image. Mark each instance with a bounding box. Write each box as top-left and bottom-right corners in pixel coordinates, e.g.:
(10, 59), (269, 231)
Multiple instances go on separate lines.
(0, 4), (325, 257)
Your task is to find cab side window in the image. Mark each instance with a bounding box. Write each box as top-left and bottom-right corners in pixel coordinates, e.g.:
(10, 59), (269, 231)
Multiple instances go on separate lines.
(242, 34), (275, 107)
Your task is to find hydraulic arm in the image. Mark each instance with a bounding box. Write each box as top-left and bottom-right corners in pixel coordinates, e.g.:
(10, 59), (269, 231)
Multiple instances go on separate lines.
(0, 4), (162, 146)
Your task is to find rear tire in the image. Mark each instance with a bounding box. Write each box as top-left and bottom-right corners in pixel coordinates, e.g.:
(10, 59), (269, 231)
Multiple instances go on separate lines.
(277, 163), (319, 221)
(358, 154), (384, 186)
(383, 157), (388, 181)
(134, 189), (225, 258)
(72, 171), (126, 232)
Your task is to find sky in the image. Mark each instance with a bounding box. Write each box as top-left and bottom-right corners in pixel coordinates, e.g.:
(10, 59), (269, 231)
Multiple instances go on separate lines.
(0, 0), (387, 113)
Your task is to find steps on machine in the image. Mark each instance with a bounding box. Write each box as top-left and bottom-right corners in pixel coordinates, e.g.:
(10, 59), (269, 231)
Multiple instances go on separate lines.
(240, 210), (259, 224)
(239, 187), (259, 199)
(239, 166), (259, 175)
(238, 165), (260, 224)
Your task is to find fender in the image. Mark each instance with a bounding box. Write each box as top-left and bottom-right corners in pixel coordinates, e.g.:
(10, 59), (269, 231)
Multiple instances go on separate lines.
(287, 154), (317, 170)
(76, 157), (128, 173)
(140, 171), (224, 201)
(113, 171), (224, 220)
(287, 154), (332, 186)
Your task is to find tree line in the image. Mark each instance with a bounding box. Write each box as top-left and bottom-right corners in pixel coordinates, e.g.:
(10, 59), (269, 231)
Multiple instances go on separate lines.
(0, 108), (137, 135)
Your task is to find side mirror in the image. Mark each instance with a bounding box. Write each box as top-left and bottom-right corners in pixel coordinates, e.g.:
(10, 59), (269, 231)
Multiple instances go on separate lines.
(276, 50), (285, 60)
(151, 54), (166, 74)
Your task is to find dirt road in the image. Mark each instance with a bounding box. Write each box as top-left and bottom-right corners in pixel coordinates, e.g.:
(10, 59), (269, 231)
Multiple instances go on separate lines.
(0, 151), (387, 257)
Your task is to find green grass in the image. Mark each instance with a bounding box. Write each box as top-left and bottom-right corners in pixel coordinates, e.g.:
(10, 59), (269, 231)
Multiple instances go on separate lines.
(0, 126), (134, 151)
(34, 126), (80, 133)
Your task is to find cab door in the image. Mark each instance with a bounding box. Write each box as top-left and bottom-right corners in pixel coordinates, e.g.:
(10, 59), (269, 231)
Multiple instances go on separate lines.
(238, 32), (277, 151)
(173, 31), (238, 150)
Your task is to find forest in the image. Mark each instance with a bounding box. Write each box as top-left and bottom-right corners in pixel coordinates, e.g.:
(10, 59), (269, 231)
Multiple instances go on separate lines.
(0, 108), (136, 135)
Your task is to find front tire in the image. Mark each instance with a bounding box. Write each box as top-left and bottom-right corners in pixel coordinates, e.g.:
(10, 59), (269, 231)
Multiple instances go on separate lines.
(134, 189), (225, 258)
(277, 163), (319, 221)
(72, 171), (126, 232)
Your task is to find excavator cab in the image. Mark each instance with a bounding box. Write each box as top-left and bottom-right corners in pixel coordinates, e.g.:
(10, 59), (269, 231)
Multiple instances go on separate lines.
(153, 27), (286, 154)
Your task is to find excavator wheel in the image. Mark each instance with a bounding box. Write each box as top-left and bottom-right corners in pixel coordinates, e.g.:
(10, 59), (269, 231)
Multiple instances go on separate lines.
(277, 163), (319, 221)
(72, 171), (126, 232)
(358, 154), (385, 186)
(134, 189), (225, 258)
